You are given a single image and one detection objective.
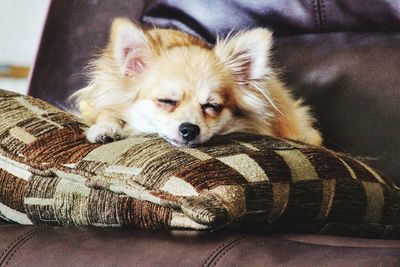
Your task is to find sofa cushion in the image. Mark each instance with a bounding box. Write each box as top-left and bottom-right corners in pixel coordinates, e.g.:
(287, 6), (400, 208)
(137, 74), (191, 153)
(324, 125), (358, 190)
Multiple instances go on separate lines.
(0, 89), (399, 238)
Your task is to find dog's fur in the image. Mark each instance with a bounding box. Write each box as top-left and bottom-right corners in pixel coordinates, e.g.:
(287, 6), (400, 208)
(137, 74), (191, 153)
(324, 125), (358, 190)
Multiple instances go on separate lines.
(72, 18), (322, 147)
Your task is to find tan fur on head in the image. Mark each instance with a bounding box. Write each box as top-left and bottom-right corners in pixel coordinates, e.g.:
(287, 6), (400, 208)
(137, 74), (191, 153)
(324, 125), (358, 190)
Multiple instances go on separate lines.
(72, 18), (322, 146)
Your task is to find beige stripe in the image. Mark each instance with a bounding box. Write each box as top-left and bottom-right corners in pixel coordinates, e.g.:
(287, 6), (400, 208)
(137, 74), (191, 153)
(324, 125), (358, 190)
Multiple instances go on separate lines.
(16, 97), (62, 128)
(210, 185), (246, 219)
(16, 96), (47, 115)
(61, 163), (77, 168)
(362, 181), (384, 223)
(334, 155), (357, 179)
(161, 176), (198, 196)
(92, 223), (121, 227)
(170, 211), (208, 229)
(317, 179), (336, 221)
(109, 183), (161, 204)
(105, 165), (142, 175)
(356, 160), (386, 184)
(54, 170), (87, 184)
(231, 140), (260, 151)
(179, 147), (212, 160)
(56, 179), (91, 196)
(219, 154), (268, 182)
(84, 137), (149, 163)
(0, 202), (33, 225)
(282, 140), (307, 149)
(0, 154), (32, 181)
(24, 197), (54, 206)
(275, 150), (319, 182)
(268, 183), (290, 222)
(9, 126), (36, 144)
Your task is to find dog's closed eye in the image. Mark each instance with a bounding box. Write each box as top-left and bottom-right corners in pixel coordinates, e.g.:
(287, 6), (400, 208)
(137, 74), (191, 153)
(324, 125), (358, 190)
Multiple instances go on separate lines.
(157, 99), (177, 106)
(202, 103), (223, 116)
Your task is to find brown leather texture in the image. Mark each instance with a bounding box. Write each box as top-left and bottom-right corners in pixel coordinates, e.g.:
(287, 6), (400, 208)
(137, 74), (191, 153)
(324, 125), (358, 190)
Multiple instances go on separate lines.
(0, 225), (399, 267)
(272, 32), (400, 186)
(143, 0), (400, 41)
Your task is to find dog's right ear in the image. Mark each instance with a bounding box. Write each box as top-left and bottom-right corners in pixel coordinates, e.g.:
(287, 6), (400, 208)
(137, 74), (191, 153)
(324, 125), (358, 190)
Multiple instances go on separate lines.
(110, 18), (153, 77)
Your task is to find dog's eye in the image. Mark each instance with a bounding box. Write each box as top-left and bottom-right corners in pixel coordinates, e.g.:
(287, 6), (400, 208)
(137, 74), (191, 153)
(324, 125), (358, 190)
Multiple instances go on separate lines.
(202, 103), (223, 114)
(157, 99), (177, 106)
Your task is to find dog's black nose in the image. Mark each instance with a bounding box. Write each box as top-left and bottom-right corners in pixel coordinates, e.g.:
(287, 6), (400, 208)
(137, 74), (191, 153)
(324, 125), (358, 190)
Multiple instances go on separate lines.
(179, 123), (200, 141)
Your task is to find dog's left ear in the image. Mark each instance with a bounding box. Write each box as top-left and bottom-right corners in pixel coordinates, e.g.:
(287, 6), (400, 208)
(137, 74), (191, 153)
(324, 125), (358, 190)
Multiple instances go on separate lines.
(214, 29), (273, 82)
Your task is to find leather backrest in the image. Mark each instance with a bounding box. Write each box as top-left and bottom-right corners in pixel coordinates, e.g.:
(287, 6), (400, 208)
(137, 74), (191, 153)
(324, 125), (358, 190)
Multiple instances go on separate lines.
(28, 0), (146, 107)
(143, 0), (400, 42)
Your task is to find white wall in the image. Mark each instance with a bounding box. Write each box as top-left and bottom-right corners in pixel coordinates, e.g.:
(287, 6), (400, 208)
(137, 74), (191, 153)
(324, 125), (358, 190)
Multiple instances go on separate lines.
(0, 0), (50, 65)
(0, 0), (50, 94)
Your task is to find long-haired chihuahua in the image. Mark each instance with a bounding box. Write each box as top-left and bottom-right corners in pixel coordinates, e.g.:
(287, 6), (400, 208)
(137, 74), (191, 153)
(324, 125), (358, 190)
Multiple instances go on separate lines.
(72, 18), (322, 147)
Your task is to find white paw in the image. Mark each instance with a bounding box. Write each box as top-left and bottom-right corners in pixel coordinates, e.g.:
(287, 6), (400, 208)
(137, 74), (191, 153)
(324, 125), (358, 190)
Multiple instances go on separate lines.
(86, 123), (127, 143)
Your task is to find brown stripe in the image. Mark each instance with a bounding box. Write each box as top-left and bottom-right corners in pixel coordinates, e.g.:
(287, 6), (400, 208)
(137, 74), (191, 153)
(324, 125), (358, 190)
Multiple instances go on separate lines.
(243, 182), (273, 213)
(24, 176), (60, 225)
(21, 127), (100, 164)
(117, 195), (172, 229)
(247, 150), (292, 182)
(301, 148), (353, 180)
(175, 159), (248, 191)
(328, 177), (367, 224)
(140, 150), (202, 190)
(0, 169), (28, 212)
(340, 156), (377, 182)
(278, 180), (323, 224)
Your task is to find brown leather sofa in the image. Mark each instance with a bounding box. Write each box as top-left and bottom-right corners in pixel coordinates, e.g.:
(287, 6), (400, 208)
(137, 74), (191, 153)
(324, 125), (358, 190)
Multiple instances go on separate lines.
(1, 1), (399, 266)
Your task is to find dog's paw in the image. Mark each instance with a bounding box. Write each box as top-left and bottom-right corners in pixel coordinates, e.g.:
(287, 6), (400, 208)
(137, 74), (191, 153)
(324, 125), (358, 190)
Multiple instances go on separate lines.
(86, 123), (127, 143)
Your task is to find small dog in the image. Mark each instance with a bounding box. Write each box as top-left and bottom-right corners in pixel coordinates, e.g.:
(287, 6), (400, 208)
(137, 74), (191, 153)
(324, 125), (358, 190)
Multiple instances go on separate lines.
(72, 18), (322, 147)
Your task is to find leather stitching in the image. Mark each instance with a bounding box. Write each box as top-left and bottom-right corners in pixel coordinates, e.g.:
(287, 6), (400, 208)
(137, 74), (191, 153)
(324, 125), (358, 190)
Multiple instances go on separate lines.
(0, 227), (48, 267)
(320, 0), (327, 29)
(208, 237), (249, 267)
(312, 0), (321, 31)
(0, 228), (42, 261)
(313, 0), (325, 31)
(204, 235), (248, 267)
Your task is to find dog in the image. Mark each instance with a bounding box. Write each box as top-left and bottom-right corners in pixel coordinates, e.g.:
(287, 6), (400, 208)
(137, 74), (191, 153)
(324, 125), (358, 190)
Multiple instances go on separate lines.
(72, 18), (322, 147)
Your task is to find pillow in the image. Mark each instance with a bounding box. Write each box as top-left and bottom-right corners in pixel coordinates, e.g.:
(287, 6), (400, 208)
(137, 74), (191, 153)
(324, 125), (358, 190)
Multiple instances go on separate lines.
(0, 89), (399, 238)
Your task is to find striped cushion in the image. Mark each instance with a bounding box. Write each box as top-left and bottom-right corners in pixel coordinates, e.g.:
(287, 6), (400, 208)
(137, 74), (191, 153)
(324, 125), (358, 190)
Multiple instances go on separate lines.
(0, 89), (399, 238)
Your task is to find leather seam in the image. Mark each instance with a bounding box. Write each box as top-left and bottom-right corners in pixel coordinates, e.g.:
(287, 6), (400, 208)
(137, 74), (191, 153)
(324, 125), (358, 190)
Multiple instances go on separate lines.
(203, 235), (247, 266)
(0, 227), (48, 267)
(320, 0), (327, 29)
(313, 0), (325, 31)
(208, 237), (249, 267)
(312, 0), (320, 31)
(204, 235), (248, 267)
(275, 236), (400, 249)
(0, 227), (42, 262)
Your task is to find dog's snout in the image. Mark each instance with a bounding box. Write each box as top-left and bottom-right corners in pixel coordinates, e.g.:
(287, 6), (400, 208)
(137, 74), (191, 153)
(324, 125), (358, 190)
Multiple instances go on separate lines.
(179, 123), (200, 141)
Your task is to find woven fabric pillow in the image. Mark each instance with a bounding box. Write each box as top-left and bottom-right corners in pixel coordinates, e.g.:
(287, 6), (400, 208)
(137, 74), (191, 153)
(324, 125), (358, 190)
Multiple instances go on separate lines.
(0, 89), (399, 238)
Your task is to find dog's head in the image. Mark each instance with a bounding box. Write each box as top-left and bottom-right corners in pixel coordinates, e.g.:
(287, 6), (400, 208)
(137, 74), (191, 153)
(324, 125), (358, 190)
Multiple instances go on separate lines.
(106, 19), (274, 147)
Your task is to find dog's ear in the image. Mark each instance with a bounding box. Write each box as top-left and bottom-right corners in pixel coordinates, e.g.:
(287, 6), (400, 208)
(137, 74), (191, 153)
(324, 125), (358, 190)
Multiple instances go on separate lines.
(214, 29), (273, 83)
(110, 18), (153, 76)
